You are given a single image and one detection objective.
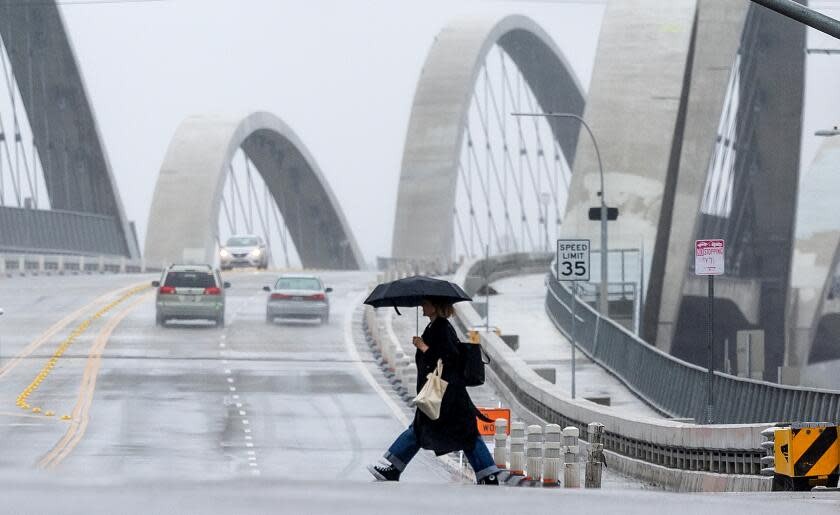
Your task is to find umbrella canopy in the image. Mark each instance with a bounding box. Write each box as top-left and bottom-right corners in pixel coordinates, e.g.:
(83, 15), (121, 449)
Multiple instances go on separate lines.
(363, 275), (471, 309)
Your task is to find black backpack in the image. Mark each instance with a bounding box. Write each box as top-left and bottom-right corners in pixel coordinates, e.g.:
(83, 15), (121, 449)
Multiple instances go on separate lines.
(448, 324), (490, 387)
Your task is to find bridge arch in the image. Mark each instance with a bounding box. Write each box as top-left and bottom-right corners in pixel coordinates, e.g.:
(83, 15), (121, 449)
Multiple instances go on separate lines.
(145, 112), (364, 270)
(391, 14), (585, 268)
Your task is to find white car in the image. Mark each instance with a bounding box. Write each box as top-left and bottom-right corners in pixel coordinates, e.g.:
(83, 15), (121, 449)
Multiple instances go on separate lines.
(264, 274), (332, 324)
(220, 235), (269, 270)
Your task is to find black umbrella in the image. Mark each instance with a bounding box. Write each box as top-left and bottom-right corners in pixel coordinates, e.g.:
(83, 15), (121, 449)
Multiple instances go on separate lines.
(364, 275), (472, 334)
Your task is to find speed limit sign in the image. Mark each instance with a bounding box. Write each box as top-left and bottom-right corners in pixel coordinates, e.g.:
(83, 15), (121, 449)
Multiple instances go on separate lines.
(556, 239), (590, 282)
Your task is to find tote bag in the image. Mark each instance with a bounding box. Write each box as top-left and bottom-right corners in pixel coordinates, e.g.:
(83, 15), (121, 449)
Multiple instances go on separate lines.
(412, 359), (448, 420)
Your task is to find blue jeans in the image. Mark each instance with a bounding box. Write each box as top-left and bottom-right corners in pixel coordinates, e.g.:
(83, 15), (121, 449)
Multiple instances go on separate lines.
(383, 426), (500, 481)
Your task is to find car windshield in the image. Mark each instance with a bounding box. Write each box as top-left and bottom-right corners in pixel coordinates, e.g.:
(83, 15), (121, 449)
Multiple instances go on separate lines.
(164, 271), (217, 288)
(274, 277), (321, 291)
(226, 237), (258, 247)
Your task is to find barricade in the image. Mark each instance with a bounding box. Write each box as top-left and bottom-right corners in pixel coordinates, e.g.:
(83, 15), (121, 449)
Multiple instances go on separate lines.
(525, 425), (543, 481)
(509, 421), (526, 476)
(586, 422), (605, 488)
(494, 419), (508, 469)
(564, 426), (581, 488)
(543, 424), (563, 486)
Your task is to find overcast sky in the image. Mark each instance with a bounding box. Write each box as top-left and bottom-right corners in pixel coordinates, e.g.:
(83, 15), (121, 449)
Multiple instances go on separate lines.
(56, 0), (840, 264)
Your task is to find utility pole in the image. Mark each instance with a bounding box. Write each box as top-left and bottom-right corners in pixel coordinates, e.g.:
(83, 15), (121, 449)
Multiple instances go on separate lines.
(749, 0), (840, 40)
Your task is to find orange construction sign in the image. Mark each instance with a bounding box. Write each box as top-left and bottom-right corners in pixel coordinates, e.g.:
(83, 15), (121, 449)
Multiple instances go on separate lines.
(476, 408), (511, 436)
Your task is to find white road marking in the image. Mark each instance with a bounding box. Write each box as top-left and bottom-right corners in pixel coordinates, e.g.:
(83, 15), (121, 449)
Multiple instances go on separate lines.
(236, 403), (242, 408)
(242, 420), (249, 425)
(224, 369), (232, 374)
(229, 387), (236, 392)
(246, 443), (254, 448)
(239, 410), (246, 416)
(244, 428), (251, 433)
(245, 435), (252, 441)
(233, 395), (239, 400)
(227, 378), (234, 383)
(220, 343), (226, 348)
(247, 451), (256, 455)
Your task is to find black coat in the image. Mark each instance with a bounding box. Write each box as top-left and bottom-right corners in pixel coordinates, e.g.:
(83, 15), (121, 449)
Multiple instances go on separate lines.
(413, 316), (480, 455)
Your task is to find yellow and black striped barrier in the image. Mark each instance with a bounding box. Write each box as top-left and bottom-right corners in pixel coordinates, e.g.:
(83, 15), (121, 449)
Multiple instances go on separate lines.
(762, 423), (839, 491)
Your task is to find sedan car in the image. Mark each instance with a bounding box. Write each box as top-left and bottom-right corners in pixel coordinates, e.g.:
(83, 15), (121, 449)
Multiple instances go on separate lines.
(264, 274), (332, 324)
(219, 235), (269, 270)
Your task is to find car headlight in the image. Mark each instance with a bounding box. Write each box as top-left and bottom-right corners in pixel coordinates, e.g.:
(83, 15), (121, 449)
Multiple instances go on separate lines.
(250, 248), (262, 257)
(220, 249), (230, 258)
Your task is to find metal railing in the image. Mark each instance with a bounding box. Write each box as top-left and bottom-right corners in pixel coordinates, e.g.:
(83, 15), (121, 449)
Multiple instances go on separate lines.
(546, 266), (840, 424)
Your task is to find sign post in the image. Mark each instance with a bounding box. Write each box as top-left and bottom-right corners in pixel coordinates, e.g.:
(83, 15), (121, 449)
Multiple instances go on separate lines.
(695, 239), (725, 424)
(556, 239), (591, 399)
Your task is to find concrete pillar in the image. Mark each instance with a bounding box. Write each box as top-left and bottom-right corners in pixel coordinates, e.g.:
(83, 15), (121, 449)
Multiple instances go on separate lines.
(493, 419), (508, 469)
(543, 424), (563, 486)
(509, 421), (526, 476)
(525, 424), (543, 481)
(563, 426), (580, 488)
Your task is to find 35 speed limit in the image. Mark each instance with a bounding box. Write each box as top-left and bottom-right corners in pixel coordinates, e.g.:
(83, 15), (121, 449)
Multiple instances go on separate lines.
(556, 239), (590, 282)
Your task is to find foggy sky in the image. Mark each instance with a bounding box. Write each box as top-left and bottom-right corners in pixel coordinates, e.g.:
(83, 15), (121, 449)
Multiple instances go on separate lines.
(57, 0), (840, 264)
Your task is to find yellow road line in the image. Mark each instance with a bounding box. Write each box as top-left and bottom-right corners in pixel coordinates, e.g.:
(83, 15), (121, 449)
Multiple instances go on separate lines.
(37, 291), (153, 470)
(15, 285), (149, 412)
(0, 282), (146, 380)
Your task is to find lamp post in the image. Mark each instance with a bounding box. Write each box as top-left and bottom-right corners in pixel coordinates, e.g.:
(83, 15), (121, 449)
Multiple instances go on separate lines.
(540, 192), (551, 252)
(512, 112), (609, 315)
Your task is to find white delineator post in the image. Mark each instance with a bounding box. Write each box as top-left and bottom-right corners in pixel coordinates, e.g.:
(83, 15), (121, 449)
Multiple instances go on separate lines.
(509, 421), (526, 476)
(542, 424), (563, 486)
(494, 418), (508, 469)
(525, 425), (543, 481)
(563, 426), (581, 488)
(585, 422), (605, 488)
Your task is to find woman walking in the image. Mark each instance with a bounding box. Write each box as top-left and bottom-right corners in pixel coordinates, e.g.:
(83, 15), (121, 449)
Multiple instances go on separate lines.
(367, 297), (500, 485)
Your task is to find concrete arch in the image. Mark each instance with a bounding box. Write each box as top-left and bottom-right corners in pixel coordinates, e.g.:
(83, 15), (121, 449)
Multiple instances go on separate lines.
(390, 14), (586, 268)
(789, 134), (840, 368)
(144, 112), (364, 270)
(0, 1), (138, 257)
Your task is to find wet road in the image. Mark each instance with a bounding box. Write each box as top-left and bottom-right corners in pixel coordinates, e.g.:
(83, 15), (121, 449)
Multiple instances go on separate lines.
(0, 272), (837, 513)
(0, 271), (448, 482)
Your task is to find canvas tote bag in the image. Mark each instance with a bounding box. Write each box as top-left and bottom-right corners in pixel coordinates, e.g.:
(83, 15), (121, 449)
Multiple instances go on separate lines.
(412, 359), (448, 420)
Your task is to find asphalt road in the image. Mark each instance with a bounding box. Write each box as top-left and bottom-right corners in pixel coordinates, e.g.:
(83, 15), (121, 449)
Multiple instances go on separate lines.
(0, 271), (448, 483)
(0, 271), (836, 513)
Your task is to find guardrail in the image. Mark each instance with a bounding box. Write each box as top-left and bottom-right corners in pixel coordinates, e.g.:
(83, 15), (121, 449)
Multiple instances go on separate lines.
(544, 265), (840, 425)
(0, 253), (159, 276)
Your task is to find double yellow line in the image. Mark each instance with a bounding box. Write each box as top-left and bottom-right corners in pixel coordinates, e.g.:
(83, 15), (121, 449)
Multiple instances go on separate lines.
(38, 291), (152, 470)
(15, 285), (149, 416)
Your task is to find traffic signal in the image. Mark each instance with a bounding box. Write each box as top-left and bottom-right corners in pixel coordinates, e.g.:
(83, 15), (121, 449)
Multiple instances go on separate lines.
(588, 207), (618, 221)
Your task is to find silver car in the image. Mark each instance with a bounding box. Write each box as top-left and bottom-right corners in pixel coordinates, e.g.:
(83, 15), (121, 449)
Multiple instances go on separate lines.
(220, 235), (269, 270)
(153, 264), (230, 326)
(264, 274), (332, 324)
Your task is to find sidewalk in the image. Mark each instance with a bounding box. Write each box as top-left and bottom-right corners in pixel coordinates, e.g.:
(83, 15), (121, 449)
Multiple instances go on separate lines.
(482, 273), (663, 419)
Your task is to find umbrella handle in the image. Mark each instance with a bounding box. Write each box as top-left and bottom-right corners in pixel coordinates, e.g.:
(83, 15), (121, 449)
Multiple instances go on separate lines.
(416, 306), (419, 336)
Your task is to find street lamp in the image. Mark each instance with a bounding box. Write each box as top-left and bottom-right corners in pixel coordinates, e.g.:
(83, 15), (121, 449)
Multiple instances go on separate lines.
(815, 126), (840, 137)
(540, 192), (551, 252)
(511, 112), (609, 315)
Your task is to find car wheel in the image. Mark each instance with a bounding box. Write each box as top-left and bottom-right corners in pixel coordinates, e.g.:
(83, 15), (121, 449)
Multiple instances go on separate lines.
(321, 314), (329, 325)
(266, 312), (273, 324)
(156, 313), (165, 326)
(216, 313), (225, 327)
